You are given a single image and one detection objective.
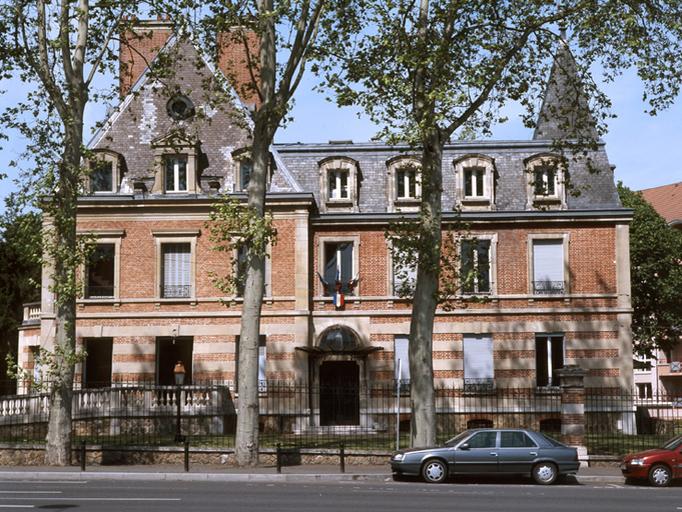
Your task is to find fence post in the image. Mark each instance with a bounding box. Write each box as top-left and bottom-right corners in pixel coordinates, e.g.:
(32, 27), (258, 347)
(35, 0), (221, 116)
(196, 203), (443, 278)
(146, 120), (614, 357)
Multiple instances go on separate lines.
(339, 443), (345, 474)
(276, 443), (282, 474)
(557, 365), (587, 465)
(184, 439), (190, 472)
(80, 440), (86, 472)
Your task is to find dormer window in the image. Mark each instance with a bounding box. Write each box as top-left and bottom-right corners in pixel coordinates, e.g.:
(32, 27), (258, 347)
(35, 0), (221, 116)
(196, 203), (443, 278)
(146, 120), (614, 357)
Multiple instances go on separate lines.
(165, 155), (188, 192)
(386, 156), (421, 212)
(525, 154), (565, 209)
(238, 159), (252, 191)
(396, 167), (420, 200)
(91, 161), (114, 193)
(151, 130), (198, 194)
(454, 155), (495, 210)
(318, 157), (359, 213)
(328, 169), (349, 200)
(86, 150), (121, 194)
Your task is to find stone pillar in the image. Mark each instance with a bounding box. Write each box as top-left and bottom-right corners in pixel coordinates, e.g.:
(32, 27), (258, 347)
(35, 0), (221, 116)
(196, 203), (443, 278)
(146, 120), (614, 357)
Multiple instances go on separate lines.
(557, 365), (587, 464)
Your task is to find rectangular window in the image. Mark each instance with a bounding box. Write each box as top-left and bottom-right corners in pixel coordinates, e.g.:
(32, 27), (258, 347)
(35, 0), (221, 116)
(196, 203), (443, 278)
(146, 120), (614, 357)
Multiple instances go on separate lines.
(161, 243), (191, 298)
(396, 168), (419, 199)
(534, 167), (557, 197)
(392, 257), (417, 296)
(532, 239), (565, 294)
(394, 335), (410, 386)
(86, 244), (115, 298)
(235, 246), (248, 297)
(235, 335), (267, 391)
(156, 337), (193, 386)
(91, 161), (113, 192)
(460, 239), (491, 294)
(536, 334), (564, 387)
(464, 168), (485, 198)
(83, 338), (113, 388)
(323, 242), (354, 295)
(328, 169), (349, 200)
(239, 160), (252, 191)
(637, 383), (653, 399)
(463, 334), (494, 391)
(165, 155), (188, 192)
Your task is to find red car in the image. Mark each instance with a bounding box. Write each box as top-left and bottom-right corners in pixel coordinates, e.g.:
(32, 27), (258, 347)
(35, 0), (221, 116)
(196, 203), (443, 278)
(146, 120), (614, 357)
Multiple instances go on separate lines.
(621, 435), (682, 487)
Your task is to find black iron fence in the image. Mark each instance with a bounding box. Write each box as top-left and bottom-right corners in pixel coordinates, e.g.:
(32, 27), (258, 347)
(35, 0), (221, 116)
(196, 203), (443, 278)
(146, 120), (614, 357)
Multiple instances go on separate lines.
(0, 381), (679, 456)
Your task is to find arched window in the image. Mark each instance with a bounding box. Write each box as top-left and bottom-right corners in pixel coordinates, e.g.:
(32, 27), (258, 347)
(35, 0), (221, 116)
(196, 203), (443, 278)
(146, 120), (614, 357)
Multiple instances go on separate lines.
(524, 154), (566, 209)
(386, 156), (421, 212)
(318, 326), (360, 352)
(318, 156), (359, 213)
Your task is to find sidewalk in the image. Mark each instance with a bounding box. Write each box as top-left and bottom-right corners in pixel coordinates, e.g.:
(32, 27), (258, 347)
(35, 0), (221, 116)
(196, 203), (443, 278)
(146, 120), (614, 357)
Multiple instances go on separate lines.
(0, 464), (624, 484)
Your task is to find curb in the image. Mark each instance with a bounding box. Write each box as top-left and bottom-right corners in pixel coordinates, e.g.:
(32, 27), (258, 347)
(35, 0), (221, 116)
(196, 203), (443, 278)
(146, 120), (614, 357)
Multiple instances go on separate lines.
(0, 471), (624, 484)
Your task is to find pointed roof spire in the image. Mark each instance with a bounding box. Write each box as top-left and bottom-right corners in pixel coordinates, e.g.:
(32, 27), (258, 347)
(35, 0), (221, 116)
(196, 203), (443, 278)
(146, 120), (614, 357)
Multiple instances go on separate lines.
(533, 36), (599, 141)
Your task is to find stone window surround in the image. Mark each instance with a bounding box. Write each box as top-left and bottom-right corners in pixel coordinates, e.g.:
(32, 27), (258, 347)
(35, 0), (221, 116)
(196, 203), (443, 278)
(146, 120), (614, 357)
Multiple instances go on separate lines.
(318, 156), (360, 213)
(231, 147), (274, 193)
(386, 238), (416, 298)
(524, 153), (566, 209)
(453, 154), (496, 210)
(386, 155), (421, 213)
(77, 229), (124, 304)
(456, 233), (498, 296)
(87, 150), (122, 194)
(152, 229), (199, 302)
(317, 235), (361, 298)
(151, 135), (199, 194)
(527, 233), (570, 297)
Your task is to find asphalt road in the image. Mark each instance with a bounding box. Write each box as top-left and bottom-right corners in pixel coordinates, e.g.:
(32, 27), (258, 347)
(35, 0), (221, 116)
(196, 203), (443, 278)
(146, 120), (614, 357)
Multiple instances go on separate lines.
(0, 477), (679, 512)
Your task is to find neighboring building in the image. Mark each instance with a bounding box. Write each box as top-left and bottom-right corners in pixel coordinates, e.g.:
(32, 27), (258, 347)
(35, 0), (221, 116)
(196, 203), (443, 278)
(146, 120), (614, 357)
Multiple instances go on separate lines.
(634, 181), (682, 397)
(17, 22), (634, 427)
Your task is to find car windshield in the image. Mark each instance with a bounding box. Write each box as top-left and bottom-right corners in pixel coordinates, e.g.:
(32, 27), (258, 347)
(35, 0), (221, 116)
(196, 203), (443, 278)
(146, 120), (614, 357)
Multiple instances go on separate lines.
(444, 430), (473, 447)
(661, 435), (682, 450)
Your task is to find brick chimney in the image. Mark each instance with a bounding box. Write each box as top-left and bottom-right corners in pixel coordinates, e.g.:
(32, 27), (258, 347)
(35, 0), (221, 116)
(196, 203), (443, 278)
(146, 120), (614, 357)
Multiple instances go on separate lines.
(217, 29), (261, 109)
(119, 18), (174, 97)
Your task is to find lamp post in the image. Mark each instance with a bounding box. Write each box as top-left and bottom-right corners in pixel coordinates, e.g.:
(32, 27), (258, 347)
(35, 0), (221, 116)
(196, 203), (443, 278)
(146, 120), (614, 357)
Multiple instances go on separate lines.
(173, 361), (186, 443)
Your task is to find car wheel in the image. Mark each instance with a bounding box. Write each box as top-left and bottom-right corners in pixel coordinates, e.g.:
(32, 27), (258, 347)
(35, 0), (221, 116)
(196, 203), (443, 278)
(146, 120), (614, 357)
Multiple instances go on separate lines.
(648, 464), (672, 487)
(532, 462), (558, 485)
(421, 459), (448, 484)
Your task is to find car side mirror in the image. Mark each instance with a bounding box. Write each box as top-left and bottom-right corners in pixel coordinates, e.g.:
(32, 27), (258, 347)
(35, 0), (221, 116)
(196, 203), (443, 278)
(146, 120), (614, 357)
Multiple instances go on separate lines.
(459, 443), (470, 451)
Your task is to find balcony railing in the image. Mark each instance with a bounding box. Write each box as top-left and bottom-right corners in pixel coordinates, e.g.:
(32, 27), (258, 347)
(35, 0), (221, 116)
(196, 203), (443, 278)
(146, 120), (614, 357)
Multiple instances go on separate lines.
(463, 378), (495, 393)
(22, 302), (41, 325)
(161, 284), (192, 298)
(533, 280), (565, 295)
(85, 285), (114, 299)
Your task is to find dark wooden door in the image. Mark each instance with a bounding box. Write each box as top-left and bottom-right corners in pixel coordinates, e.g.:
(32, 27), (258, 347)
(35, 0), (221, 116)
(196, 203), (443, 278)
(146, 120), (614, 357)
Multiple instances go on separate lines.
(319, 361), (359, 426)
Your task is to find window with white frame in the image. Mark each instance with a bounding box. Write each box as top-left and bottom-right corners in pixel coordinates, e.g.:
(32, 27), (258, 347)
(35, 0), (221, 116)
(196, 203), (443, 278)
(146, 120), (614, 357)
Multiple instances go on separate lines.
(86, 244), (115, 299)
(91, 161), (114, 193)
(525, 155), (565, 208)
(323, 242), (355, 295)
(533, 165), (558, 197)
(464, 168), (486, 198)
(164, 155), (188, 192)
(460, 239), (492, 294)
(392, 252), (417, 296)
(161, 243), (192, 298)
(235, 335), (267, 391)
(238, 159), (252, 191)
(396, 167), (420, 200)
(328, 169), (349, 200)
(536, 334), (564, 387)
(394, 335), (410, 391)
(463, 334), (494, 391)
(531, 238), (566, 295)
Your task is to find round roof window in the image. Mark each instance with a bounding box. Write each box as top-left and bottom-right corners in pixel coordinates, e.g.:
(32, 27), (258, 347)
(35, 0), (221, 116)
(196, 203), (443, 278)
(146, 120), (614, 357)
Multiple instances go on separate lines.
(167, 95), (195, 120)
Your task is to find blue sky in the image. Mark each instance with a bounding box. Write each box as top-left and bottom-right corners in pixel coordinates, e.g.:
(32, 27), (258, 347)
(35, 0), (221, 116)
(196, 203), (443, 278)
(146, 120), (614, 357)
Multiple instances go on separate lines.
(0, 67), (680, 207)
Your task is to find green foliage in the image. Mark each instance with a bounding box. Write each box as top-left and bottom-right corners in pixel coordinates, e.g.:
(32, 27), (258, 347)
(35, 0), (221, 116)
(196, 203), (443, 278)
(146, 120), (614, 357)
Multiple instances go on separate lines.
(618, 183), (682, 357)
(207, 196), (277, 297)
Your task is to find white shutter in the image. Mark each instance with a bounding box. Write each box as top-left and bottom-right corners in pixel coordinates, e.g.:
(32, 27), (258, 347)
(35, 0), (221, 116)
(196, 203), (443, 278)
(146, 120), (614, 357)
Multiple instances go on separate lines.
(163, 243), (191, 293)
(463, 334), (493, 380)
(394, 336), (410, 381)
(533, 240), (564, 282)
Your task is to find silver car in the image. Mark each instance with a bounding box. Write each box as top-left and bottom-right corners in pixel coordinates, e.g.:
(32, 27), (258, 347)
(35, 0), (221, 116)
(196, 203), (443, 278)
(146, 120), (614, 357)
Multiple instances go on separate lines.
(390, 428), (580, 484)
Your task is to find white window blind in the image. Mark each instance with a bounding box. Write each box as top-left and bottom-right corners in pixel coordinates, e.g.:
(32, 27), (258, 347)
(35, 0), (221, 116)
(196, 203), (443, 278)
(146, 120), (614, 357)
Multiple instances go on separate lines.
(394, 336), (410, 382)
(532, 240), (564, 282)
(162, 243), (191, 297)
(463, 334), (493, 380)
(258, 336), (267, 383)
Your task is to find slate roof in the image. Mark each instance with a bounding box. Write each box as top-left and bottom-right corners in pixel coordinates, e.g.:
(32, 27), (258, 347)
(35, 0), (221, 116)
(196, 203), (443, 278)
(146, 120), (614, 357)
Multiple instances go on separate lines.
(273, 140), (622, 214)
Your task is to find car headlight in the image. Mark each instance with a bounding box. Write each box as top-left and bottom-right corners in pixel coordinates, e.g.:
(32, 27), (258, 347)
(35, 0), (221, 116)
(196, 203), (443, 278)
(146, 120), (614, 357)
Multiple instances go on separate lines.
(629, 458), (646, 466)
(392, 453), (404, 461)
